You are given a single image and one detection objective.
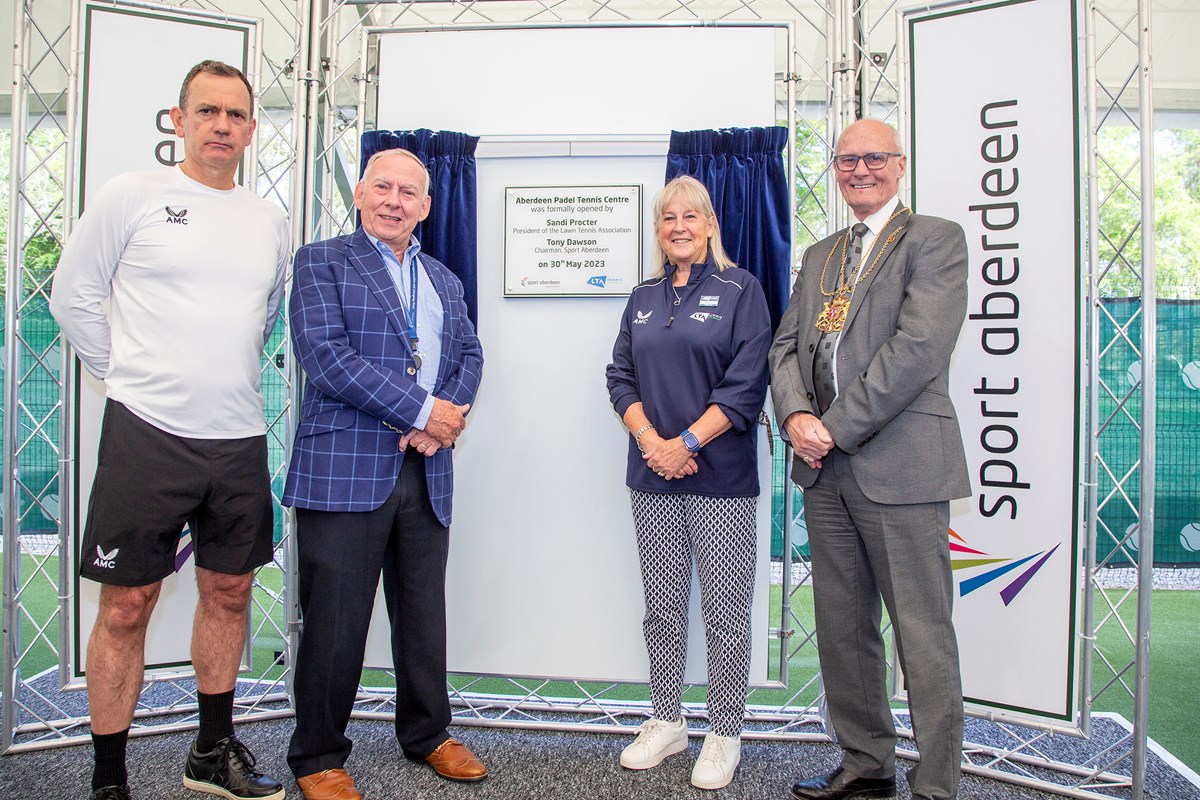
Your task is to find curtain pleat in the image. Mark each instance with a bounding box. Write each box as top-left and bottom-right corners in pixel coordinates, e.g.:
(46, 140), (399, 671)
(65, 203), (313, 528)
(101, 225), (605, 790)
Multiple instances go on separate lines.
(666, 127), (791, 330)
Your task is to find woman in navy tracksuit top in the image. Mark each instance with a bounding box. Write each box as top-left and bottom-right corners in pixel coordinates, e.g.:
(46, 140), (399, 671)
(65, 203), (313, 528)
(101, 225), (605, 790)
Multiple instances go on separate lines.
(606, 175), (771, 791)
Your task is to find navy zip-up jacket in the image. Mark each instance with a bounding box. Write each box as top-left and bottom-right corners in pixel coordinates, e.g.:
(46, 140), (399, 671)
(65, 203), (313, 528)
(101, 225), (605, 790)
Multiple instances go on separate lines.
(606, 254), (771, 497)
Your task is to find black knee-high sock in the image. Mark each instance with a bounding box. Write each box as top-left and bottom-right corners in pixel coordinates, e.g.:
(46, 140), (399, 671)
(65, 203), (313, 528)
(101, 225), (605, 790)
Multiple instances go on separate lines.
(197, 690), (235, 751)
(92, 728), (129, 790)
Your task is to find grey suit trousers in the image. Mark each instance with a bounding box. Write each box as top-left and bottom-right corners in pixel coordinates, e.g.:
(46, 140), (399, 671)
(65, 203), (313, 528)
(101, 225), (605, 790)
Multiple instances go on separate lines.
(804, 449), (963, 800)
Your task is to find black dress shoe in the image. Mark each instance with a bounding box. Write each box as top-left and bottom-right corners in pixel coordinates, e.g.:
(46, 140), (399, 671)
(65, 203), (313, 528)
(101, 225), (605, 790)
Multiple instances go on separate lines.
(790, 766), (896, 800)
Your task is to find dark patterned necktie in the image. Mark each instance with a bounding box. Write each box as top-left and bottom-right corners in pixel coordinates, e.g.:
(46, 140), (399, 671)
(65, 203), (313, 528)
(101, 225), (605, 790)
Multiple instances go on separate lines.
(813, 223), (871, 414)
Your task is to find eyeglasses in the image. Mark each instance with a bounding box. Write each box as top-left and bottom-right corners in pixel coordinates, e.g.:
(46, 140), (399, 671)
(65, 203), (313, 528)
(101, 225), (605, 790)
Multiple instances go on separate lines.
(832, 152), (902, 172)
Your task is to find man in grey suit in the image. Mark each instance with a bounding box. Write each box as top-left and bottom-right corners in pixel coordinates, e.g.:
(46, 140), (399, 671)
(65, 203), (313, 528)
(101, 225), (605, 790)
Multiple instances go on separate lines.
(769, 119), (970, 800)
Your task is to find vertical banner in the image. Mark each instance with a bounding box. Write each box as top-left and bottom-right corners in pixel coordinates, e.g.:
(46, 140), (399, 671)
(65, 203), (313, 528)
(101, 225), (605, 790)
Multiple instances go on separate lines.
(68, 2), (253, 686)
(905, 0), (1083, 725)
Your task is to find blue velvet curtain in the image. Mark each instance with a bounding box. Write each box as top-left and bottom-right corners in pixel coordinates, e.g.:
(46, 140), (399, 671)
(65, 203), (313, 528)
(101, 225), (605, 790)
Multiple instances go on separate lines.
(360, 129), (480, 325)
(665, 127), (791, 330)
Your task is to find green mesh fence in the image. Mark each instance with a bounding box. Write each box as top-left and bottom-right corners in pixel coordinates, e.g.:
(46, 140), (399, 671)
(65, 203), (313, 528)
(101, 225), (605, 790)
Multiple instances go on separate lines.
(1095, 298), (1200, 566)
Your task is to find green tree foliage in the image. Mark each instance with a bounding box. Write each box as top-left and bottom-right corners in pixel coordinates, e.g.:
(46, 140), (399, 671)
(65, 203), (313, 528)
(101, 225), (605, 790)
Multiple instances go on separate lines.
(1097, 127), (1200, 298)
(24, 233), (63, 299)
(793, 122), (836, 251)
(1, 128), (68, 301)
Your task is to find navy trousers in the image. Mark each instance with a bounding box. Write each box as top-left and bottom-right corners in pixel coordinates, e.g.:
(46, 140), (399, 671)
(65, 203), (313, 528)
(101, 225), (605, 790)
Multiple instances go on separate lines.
(287, 456), (451, 779)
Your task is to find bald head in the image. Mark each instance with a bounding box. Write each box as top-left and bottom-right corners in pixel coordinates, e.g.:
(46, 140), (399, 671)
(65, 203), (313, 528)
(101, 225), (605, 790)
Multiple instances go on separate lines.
(835, 119), (902, 155)
(834, 119), (907, 220)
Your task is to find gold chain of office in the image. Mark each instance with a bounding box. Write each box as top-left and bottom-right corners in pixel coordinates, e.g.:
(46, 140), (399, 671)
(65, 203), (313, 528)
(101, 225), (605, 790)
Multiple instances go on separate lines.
(814, 207), (913, 333)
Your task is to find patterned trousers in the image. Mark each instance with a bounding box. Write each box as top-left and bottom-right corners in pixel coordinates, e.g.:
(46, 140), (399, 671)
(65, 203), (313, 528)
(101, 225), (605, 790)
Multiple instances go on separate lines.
(629, 490), (757, 737)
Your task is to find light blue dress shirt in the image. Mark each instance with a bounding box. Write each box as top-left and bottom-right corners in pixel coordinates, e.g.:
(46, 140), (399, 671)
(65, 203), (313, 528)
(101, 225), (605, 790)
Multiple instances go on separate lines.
(366, 233), (444, 430)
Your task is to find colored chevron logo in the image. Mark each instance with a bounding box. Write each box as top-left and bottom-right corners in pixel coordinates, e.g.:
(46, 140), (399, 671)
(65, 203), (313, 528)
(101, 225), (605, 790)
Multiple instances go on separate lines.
(175, 526), (195, 574)
(949, 528), (1059, 606)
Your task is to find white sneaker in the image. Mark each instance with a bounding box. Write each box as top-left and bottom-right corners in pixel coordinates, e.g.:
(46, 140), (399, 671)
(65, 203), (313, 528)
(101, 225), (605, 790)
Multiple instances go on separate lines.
(690, 732), (741, 790)
(619, 717), (689, 769)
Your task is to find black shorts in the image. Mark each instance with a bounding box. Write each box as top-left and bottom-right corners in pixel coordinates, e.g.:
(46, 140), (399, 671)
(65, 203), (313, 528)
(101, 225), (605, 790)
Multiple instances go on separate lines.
(79, 399), (275, 587)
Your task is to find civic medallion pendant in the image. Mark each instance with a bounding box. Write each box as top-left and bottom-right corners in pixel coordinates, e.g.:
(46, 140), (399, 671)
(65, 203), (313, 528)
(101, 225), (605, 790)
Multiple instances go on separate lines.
(815, 295), (850, 333)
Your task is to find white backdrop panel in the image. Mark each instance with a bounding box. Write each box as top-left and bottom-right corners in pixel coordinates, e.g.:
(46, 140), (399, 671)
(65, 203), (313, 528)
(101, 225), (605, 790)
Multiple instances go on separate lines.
(907, 0), (1082, 724)
(376, 26), (776, 136)
(70, 3), (251, 683)
(366, 24), (778, 681)
(364, 154), (773, 681)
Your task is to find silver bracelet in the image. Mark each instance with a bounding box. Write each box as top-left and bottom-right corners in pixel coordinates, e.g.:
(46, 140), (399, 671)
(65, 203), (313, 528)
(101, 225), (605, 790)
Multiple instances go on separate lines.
(634, 423), (655, 449)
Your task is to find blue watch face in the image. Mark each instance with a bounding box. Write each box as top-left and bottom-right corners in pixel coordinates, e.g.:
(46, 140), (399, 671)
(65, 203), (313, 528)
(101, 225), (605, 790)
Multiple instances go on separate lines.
(682, 430), (700, 452)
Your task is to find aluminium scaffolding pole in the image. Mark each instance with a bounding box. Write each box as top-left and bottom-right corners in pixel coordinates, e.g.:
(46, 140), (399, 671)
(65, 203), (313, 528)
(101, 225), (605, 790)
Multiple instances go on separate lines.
(1130, 0), (1155, 795)
(2, 0), (34, 757)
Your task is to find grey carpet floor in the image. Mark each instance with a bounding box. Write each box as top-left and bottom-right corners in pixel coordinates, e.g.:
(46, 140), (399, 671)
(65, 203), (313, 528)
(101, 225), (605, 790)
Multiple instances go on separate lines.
(2, 715), (1197, 800)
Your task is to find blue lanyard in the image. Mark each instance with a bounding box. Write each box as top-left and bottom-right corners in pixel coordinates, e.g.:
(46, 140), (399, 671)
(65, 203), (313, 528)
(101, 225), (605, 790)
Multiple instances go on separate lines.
(400, 254), (419, 349)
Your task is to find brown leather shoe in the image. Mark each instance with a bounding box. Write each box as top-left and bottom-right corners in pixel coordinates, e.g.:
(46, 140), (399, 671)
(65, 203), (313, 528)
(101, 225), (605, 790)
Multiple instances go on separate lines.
(297, 768), (362, 800)
(424, 738), (487, 782)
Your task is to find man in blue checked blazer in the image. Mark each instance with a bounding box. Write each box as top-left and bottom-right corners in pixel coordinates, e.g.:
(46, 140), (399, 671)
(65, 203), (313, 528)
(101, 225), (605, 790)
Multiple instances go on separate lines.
(283, 148), (485, 800)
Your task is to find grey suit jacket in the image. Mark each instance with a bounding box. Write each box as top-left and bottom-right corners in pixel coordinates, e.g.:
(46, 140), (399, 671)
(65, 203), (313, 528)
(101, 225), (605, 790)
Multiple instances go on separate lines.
(768, 206), (972, 505)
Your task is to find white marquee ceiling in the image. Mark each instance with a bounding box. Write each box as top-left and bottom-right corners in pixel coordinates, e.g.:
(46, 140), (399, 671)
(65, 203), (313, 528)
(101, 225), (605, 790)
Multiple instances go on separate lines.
(2, 0), (1196, 117)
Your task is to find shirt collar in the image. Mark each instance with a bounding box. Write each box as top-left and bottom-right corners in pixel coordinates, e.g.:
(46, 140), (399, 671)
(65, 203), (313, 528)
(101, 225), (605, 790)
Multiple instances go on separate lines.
(860, 195), (900, 238)
(365, 231), (422, 265)
(665, 250), (718, 284)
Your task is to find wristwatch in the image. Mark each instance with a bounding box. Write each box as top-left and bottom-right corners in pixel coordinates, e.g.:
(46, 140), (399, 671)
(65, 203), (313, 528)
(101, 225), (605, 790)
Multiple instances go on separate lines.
(681, 429), (701, 453)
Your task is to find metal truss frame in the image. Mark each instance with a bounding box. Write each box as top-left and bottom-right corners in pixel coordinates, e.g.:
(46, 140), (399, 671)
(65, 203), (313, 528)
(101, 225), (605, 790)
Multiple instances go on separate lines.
(2, 0), (1159, 798)
(1081, 0), (1156, 798)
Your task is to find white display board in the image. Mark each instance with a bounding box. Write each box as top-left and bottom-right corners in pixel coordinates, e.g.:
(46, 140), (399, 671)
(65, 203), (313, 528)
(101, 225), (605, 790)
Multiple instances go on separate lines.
(68, 2), (253, 685)
(376, 26), (776, 137)
(366, 24), (779, 682)
(905, 0), (1083, 725)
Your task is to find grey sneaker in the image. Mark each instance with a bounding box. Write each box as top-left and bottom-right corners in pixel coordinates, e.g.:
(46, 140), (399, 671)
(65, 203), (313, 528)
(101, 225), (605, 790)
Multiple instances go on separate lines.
(90, 786), (131, 800)
(182, 736), (283, 800)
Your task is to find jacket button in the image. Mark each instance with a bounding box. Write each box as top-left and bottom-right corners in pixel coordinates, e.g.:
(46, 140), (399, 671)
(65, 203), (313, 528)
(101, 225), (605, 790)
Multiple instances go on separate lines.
(808, 343), (815, 352)
(805, 392), (814, 400)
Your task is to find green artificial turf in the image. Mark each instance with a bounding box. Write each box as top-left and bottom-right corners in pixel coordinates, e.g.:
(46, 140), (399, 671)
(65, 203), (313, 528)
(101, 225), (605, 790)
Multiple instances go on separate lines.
(1091, 588), (1200, 771)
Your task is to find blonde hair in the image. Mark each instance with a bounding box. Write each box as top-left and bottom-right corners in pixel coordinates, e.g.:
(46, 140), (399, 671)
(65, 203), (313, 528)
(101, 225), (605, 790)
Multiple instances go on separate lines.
(649, 175), (736, 278)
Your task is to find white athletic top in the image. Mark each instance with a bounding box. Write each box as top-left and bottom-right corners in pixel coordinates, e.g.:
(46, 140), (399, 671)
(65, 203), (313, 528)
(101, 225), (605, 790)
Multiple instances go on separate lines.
(50, 166), (290, 439)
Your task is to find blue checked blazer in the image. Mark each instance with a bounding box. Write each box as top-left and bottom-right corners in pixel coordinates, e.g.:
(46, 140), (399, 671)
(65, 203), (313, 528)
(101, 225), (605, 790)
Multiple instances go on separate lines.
(282, 228), (484, 526)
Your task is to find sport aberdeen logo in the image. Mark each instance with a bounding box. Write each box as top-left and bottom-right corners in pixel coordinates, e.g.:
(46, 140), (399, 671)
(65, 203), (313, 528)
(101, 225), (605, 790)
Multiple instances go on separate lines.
(949, 528), (1060, 606)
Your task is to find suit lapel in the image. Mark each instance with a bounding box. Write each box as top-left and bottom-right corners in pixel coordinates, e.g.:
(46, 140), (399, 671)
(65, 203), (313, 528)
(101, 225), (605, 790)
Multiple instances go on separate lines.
(841, 206), (914, 334)
(347, 229), (415, 353)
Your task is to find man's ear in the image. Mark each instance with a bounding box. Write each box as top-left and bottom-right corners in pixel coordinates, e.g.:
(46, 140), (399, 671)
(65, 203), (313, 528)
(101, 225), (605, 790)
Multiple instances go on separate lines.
(169, 106), (185, 137)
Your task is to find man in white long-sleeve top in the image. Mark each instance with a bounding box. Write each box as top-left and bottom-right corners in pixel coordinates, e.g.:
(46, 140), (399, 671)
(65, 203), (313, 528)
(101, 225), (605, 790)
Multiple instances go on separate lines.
(50, 60), (289, 800)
